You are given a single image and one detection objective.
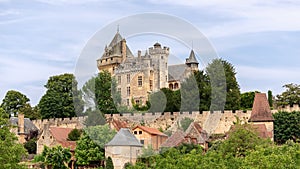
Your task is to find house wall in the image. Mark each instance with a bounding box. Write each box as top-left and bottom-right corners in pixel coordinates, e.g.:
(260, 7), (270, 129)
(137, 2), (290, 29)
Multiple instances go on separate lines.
(105, 145), (142, 169)
(132, 128), (152, 147)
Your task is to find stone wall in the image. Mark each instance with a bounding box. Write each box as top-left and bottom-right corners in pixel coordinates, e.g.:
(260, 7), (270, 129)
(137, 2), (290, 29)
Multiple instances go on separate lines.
(32, 116), (87, 131)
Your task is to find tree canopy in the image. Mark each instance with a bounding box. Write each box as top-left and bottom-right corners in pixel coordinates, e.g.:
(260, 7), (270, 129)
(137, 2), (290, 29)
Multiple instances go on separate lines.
(38, 73), (84, 119)
(1, 90), (30, 116)
(276, 83), (300, 106)
(240, 91), (260, 110)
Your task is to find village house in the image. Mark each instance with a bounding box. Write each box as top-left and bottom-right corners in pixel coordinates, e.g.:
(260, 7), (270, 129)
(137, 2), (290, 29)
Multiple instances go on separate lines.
(105, 128), (143, 169)
(132, 125), (168, 150)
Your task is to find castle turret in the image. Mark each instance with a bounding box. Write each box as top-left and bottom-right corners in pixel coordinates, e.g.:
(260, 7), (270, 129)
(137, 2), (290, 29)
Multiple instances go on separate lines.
(18, 113), (26, 143)
(185, 49), (199, 72)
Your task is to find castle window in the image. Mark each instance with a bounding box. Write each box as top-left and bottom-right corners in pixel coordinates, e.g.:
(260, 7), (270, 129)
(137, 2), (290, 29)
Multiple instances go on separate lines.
(169, 84), (173, 89)
(111, 58), (113, 61)
(127, 87), (130, 96)
(150, 80), (153, 90)
(118, 76), (121, 84)
(127, 74), (130, 84)
(166, 75), (167, 81)
(161, 56), (163, 59)
(174, 83), (179, 89)
(138, 76), (143, 87)
(135, 99), (140, 105)
(139, 131), (142, 134)
(140, 140), (144, 144)
(134, 131), (137, 135)
(127, 99), (130, 106)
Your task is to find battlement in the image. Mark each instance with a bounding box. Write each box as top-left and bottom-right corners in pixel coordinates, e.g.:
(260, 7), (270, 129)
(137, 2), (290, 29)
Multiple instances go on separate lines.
(277, 104), (300, 112)
(32, 116), (87, 131)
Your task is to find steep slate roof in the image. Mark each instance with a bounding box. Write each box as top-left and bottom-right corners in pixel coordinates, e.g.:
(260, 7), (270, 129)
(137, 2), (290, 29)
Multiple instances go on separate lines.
(133, 126), (168, 137)
(160, 130), (186, 147)
(168, 64), (186, 81)
(249, 93), (274, 122)
(186, 50), (199, 64)
(10, 117), (38, 134)
(49, 127), (76, 150)
(106, 128), (143, 146)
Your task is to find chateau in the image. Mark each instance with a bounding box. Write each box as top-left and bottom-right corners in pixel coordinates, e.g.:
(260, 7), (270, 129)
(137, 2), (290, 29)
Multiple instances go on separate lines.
(97, 31), (199, 107)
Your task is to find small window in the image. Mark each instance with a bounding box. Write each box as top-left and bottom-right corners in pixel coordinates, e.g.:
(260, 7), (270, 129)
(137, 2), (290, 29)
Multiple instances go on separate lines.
(134, 131), (137, 135)
(42, 136), (44, 139)
(127, 87), (130, 96)
(127, 74), (130, 83)
(127, 99), (130, 106)
(135, 100), (140, 105)
(111, 58), (113, 61)
(161, 56), (163, 59)
(140, 140), (144, 144)
(138, 76), (143, 87)
(118, 76), (121, 84)
(150, 80), (153, 90)
(117, 88), (121, 93)
(139, 131), (142, 134)
(50, 136), (52, 139)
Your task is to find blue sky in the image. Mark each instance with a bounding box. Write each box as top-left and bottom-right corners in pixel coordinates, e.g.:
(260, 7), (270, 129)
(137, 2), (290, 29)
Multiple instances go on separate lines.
(1, 0), (300, 105)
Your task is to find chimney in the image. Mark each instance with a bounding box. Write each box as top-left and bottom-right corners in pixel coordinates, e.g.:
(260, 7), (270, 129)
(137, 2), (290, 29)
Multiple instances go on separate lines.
(138, 50), (141, 59)
(18, 113), (26, 143)
(121, 39), (127, 61)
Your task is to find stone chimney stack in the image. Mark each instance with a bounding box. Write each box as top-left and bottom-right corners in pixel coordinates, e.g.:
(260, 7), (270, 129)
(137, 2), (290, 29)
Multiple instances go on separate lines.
(121, 39), (127, 61)
(18, 113), (26, 143)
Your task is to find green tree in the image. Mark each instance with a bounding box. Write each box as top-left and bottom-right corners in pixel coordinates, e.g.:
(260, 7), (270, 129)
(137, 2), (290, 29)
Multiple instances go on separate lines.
(24, 138), (37, 154)
(268, 90), (273, 108)
(0, 108), (27, 168)
(1, 90), (30, 116)
(194, 70), (211, 111)
(180, 73), (200, 112)
(106, 156), (114, 169)
(19, 103), (41, 120)
(206, 59), (240, 110)
(240, 91), (260, 110)
(37, 145), (71, 169)
(161, 88), (180, 112)
(84, 108), (106, 127)
(276, 83), (300, 106)
(273, 111), (300, 144)
(38, 73), (84, 119)
(95, 71), (120, 114)
(67, 128), (82, 141)
(75, 124), (116, 165)
(148, 90), (167, 113)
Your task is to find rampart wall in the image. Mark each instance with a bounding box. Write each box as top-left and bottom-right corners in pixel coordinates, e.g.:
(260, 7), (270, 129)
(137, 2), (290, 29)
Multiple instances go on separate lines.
(32, 116), (87, 131)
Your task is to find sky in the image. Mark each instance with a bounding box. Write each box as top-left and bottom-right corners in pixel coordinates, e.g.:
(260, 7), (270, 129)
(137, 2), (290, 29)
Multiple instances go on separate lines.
(1, 0), (300, 106)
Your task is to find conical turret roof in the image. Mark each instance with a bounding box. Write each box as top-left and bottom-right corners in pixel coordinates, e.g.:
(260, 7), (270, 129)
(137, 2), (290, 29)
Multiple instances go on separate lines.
(249, 93), (274, 122)
(186, 50), (199, 64)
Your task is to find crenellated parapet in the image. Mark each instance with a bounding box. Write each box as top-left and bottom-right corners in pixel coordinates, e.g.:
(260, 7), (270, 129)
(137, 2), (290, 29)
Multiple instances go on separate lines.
(277, 104), (300, 112)
(32, 116), (87, 131)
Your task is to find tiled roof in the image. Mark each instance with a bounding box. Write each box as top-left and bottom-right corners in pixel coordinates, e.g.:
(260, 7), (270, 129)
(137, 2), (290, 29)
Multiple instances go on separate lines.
(185, 122), (208, 144)
(160, 130), (186, 147)
(10, 117), (38, 134)
(112, 119), (128, 131)
(133, 126), (167, 137)
(49, 127), (76, 150)
(106, 128), (143, 147)
(168, 64), (186, 81)
(249, 93), (274, 122)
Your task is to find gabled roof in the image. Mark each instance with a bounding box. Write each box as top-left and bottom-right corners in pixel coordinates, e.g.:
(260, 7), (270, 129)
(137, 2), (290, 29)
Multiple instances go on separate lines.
(160, 130), (186, 148)
(133, 126), (168, 137)
(106, 128), (143, 147)
(49, 127), (76, 150)
(185, 122), (208, 144)
(186, 50), (199, 64)
(249, 93), (274, 122)
(109, 32), (123, 47)
(10, 117), (38, 134)
(168, 64), (186, 81)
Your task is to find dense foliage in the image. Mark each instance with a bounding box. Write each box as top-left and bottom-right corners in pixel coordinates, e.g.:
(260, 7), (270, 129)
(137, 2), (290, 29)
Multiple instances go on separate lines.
(240, 91), (260, 110)
(0, 108), (27, 168)
(1, 90), (30, 116)
(276, 83), (300, 106)
(106, 156), (114, 169)
(127, 123), (300, 169)
(67, 128), (82, 141)
(35, 145), (71, 169)
(38, 73), (84, 118)
(75, 124), (116, 165)
(273, 111), (300, 144)
(24, 138), (37, 154)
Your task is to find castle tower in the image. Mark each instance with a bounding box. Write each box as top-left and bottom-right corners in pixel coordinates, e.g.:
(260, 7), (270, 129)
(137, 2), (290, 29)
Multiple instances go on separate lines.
(185, 49), (199, 72)
(97, 31), (134, 75)
(249, 93), (274, 140)
(18, 113), (26, 144)
(148, 42), (170, 89)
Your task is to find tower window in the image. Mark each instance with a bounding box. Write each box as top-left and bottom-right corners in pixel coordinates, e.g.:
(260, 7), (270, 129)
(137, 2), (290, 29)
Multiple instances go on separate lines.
(127, 74), (130, 83)
(118, 76), (121, 84)
(127, 87), (130, 96)
(161, 56), (163, 59)
(138, 76), (143, 87)
(150, 80), (153, 90)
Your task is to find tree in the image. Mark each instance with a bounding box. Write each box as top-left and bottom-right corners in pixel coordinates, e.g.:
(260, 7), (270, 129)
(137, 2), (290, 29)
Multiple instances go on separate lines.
(194, 70), (211, 111)
(148, 90), (167, 113)
(1, 90), (30, 116)
(106, 156), (114, 169)
(273, 111), (300, 144)
(180, 73), (200, 112)
(67, 128), (82, 141)
(160, 88), (180, 112)
(95, 71), (120, 114)
(0, 107), (27, 168)
(276, 83), (300, 106)
(19, 104), (41, 120)
(240, 91), (260, 110)
(268, 90), (273, 108)
(37, 145), (71, 169)
(206, 59), (240, 110)
(24, 138), (37, 154)
(75, 124), (116, 165)
(38, 73), (84, 119)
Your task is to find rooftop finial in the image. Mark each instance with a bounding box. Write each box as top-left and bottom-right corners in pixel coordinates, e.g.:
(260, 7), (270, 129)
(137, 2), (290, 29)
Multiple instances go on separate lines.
(117, 24), (120, 33)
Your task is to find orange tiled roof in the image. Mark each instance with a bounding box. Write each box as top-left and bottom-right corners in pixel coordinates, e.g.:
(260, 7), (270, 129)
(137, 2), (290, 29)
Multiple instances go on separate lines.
(49, 127), (76, 150)
(133, 126), (167, 137)
(249, 93), (274, 122)
(112, 119), (128, 131)
(160, 130), (186, 147)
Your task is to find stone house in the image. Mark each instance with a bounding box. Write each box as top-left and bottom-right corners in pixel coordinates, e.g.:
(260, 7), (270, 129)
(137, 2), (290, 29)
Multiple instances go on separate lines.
(105, 128), (143, 169)
(132, 125), (168, 150)
(36, 125), (76, 154)
(97, 31), (199, 107)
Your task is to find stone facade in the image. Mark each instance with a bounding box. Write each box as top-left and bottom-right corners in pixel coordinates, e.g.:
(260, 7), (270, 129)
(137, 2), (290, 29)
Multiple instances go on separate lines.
(97, 31), (198, 107)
